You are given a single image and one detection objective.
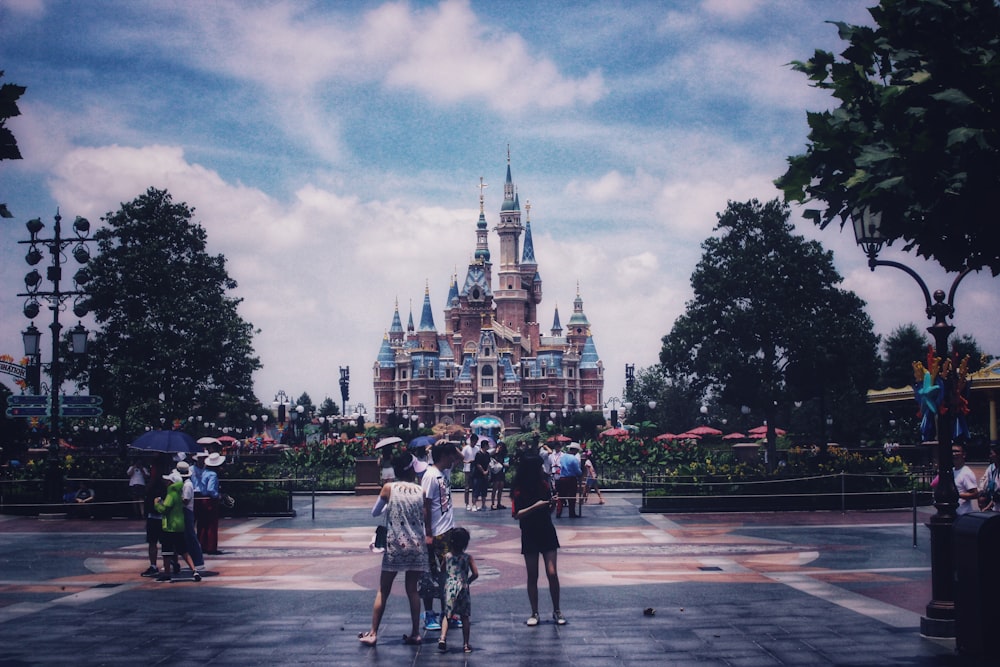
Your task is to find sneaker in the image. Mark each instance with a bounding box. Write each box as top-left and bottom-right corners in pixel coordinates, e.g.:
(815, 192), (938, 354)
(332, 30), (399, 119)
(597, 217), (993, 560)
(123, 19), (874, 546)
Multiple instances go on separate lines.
(192, 571), (202, 582)
(424, 611), (441, 631)
(154, 573), (172, 583)
(470, 506), (479, 512)
(553, 610), (567, 625)
(140, 565), (159, 577)
(526, 612), (539, 627)
(450, 616), (462, 628)
(466, 504), (472, 511)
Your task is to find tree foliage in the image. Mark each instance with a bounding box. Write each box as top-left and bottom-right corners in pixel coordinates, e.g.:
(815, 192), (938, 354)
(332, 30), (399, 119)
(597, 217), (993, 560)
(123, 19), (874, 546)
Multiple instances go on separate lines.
(776, 0), (1000, 275)
(0, 69), (26, 218)
(660, 199), (879, 465)
(880, 323), (928, 389)
(78, 188), (261, 436)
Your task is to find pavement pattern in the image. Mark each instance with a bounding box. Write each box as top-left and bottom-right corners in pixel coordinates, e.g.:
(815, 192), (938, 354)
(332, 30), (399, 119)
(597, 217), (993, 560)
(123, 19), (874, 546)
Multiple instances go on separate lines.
(0, 493), (963, 666)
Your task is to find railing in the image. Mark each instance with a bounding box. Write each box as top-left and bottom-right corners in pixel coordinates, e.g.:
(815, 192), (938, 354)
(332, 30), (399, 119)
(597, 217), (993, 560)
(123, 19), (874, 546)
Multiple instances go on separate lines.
(641, 471), (933, 512)
(0, 477), (306, 518)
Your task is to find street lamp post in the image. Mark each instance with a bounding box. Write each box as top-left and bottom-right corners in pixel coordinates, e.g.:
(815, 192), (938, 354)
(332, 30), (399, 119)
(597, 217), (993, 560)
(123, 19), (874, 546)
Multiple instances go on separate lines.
(17, 213), (93, 500)
(853, 208), (974, 639)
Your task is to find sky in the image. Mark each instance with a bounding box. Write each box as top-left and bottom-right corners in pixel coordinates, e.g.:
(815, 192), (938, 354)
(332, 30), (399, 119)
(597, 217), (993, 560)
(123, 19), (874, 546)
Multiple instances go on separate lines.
(2, 0), (998, 423)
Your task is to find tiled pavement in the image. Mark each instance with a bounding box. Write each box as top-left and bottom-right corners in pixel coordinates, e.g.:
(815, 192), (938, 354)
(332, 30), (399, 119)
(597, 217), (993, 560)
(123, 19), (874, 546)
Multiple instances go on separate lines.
(0, 493), (965, 666)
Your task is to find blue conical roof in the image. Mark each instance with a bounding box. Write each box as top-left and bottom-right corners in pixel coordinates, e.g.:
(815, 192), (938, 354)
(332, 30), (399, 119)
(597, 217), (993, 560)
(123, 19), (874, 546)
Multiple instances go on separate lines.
(419, 283), (436, 331)
(522, 218), (536, 264)
(580, 336), (600, 369)
(389, 302), (404, 334)
(377, 335), (396, 367)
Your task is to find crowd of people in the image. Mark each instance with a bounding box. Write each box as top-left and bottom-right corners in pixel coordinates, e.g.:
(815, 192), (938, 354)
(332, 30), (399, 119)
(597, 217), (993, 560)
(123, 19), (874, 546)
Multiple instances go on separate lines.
(362, 432), (587, 652)
(132, 448), (227, 582)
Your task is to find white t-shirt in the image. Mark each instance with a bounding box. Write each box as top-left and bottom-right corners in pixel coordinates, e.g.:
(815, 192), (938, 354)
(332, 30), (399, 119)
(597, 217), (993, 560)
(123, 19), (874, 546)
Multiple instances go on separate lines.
(461, 444), (476, 473)
(954, 464), (979, 515)
(421, 465), (454, 537)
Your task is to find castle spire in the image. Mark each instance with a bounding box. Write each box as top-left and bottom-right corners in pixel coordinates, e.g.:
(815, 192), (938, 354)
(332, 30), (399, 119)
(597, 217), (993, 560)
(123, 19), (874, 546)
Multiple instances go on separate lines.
(474, 176), (491, 263)
(522, 199), (536, 264)
(419, 279), (436, 331)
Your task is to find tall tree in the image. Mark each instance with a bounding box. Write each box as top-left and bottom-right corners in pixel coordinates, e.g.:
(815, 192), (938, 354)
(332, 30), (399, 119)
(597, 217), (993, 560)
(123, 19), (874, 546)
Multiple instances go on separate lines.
(880, 324), (928, 389)
(776, 0), (1000, 276)
(318, 396), (340, 417)
(0, 70), (26, 218)
(660, 199), (879, 469)
(78, 188), (261, 436)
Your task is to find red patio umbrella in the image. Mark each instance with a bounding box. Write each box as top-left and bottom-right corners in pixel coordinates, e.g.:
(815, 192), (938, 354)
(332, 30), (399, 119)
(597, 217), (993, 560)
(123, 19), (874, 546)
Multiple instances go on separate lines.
(685, 425), (723, 436)
(599, 428), (630, 438)
(546, 434), (572, 444)
(654, 433), (678, 442)
(675, 432), (702, 440)
(722, 432), (747, 440)
(748, 425), (787, 437)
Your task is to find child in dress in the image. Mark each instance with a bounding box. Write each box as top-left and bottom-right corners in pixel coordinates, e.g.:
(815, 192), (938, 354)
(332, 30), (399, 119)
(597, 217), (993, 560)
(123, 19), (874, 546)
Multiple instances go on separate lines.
(438, 527), (479, 653)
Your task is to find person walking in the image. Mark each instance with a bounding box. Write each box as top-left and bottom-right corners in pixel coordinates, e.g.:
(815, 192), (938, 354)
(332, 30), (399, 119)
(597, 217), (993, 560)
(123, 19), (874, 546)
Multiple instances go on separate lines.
(952, 443), (979, 515)
(419, 441), (462, 631)
(193, 452), (225, 554)
(359, 453), (428, 647)
(490, 443), (508, 510)
(510, 453), (566, 627)
(461, 434), (476, 510)
(176, 461), (205, 571)
(126, 459), (149, 518)
(556, 443), (582, 518)
(978, 444), (1000, 511)
(438, 527), (478, 654)
(471, 438), (491, 512)
(580, 449), (605, 505)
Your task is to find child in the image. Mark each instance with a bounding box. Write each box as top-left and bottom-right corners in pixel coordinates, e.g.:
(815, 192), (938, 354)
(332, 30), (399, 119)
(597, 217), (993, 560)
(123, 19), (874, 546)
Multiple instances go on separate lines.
(153, 470), (201, 582)
(438, 527), (478, 653)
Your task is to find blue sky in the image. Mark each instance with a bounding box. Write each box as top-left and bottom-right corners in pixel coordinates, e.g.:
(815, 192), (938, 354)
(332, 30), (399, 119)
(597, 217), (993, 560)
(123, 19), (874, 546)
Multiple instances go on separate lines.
(2, 0), (997, 421)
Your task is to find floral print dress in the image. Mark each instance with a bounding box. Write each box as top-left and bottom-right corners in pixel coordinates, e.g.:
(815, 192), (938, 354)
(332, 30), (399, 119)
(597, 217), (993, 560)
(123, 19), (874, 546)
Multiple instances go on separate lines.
(381, 481), (429, 573)
(442, 552), (472, 617)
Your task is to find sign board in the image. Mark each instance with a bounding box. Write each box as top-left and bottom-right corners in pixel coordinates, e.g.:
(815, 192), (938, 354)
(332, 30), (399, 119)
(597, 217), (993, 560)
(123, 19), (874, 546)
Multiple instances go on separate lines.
(0, 359), (26, 381)
(61, 395), (103, 406)
(60, 406), (104, 418)
(6, 406), (49, 418)
(7, 395), (48, 407)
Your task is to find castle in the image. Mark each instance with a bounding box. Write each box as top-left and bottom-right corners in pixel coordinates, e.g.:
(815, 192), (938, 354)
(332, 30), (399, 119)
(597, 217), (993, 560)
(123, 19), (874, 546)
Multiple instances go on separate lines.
(373, 158), (604, 433)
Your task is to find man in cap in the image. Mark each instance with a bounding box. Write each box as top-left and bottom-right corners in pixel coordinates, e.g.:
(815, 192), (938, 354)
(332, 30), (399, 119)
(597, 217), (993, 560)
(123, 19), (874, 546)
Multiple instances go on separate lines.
(153, 470), (201, 582)
(175, 460), (205, 571)
(194, 452), (226, 555)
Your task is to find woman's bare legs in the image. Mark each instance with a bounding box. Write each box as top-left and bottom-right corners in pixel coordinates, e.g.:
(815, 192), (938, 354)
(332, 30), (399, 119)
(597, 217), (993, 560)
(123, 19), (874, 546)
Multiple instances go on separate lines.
(524, 552), (540, 614)
(404, 570), (422, 639)
(363, 569), (398, 641)
(541, 550), (560, 611)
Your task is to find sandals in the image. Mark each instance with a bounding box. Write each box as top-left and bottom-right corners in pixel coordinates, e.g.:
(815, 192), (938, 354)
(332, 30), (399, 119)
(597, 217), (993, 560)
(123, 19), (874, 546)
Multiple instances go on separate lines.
(403, 634), (422, 645)
(438, 639), (447, 652)
(464, 644), (473, 653)
(358, 631), (377, 646)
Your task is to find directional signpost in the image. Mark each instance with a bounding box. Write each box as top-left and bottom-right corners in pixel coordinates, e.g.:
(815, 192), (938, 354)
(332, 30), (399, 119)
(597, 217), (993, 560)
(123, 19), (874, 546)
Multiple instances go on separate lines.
(4, 394), (103, 418)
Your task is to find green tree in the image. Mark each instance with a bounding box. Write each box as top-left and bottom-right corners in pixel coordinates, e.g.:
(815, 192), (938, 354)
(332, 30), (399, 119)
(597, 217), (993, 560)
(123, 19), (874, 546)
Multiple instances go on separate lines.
(660, 199), (879, 469)
(78, 188), (261, 436)
(317, 396), (340, 417)
(0, 70), (26, 218)
(776, 0), (1000, 275)
(880, 323), (927, 389)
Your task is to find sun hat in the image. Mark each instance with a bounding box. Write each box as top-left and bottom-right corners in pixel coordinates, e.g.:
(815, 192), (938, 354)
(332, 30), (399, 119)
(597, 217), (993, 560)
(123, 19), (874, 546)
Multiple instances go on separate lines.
(567, 442), (582, 452)
(205, 452), (226, 467)
(175, 461), (192, 478)
(194, 451), (209, 459)
(162, 470), (182, 483)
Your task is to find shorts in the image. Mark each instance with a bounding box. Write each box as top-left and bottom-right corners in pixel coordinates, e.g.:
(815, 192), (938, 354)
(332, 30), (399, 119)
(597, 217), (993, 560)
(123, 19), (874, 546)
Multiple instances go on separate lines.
(160, 531), (188, 556)
(418, 529), (454, 600)
(472, 476), (488, 499)
(130, 484), (146, 500)
(586, 478), (597, 491)
(145, 517), (163, 545)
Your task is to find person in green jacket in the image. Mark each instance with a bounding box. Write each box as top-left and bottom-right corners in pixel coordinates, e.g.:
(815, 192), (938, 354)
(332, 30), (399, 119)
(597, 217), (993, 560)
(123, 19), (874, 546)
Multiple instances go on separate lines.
(153, 470), (201, 582)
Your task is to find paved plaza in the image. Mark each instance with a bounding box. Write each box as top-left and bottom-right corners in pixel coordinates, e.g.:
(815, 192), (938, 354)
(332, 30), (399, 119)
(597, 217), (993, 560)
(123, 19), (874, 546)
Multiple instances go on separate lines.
(0, 493), (964, 666)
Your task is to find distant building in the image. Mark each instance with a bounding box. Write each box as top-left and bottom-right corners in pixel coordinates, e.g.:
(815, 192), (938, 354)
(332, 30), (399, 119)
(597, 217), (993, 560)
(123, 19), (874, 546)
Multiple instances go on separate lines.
(373, 158), (604, 433)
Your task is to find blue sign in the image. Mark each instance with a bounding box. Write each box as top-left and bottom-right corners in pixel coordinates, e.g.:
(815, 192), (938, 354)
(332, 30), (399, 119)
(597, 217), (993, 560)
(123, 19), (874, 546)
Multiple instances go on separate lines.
(60, 406), (104, 418)
(6, 406), (49, 418)
(7, 395), (48, 407)
(61, 395), (103, 406)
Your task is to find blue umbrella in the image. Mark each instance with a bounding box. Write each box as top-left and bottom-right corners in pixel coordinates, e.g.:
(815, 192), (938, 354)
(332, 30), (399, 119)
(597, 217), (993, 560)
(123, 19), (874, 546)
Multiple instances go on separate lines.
(130, 429), (198, 454)
(408, 435), (438, 450)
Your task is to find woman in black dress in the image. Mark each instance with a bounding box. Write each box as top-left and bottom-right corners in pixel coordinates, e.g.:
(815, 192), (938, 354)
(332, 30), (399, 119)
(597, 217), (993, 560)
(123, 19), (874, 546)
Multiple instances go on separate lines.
(509, 452), (566, 626)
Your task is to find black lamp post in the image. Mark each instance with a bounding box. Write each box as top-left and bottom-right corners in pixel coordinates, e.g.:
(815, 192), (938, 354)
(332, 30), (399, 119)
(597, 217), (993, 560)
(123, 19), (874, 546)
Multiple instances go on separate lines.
(17, 213), (93, 487)
(339, 366), (350, 416)
(853, 207), (975, 639)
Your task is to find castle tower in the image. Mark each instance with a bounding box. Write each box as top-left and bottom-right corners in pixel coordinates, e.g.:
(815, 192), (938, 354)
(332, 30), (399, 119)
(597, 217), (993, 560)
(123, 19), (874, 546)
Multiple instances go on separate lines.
(494, 152), (529, 331)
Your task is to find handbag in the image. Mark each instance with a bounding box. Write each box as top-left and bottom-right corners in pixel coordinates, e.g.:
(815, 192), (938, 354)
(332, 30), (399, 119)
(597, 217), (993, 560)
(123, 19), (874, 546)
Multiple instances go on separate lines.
(370, 523), (387, 553)
(488, 458), (503, 476)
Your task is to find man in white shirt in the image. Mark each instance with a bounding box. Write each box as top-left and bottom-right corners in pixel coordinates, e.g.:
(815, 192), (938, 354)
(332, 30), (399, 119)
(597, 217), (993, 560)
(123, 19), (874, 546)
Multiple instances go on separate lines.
(461, 434), (476, 511)
(420, 441), (462, 631)
(952, 444), (979, 515)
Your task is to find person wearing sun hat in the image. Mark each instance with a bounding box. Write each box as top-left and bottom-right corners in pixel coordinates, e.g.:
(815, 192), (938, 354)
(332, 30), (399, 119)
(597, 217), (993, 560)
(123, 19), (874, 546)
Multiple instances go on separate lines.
(175, 460), (205, 571)
(194, 451), (226, 554)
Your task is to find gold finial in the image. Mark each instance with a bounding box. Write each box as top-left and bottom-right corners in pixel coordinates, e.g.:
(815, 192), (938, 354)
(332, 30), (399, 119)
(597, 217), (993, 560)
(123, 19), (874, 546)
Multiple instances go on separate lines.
(425, 278), (429, 295)
(478, 177), (488, 214)
(525, 199), (531, 221)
